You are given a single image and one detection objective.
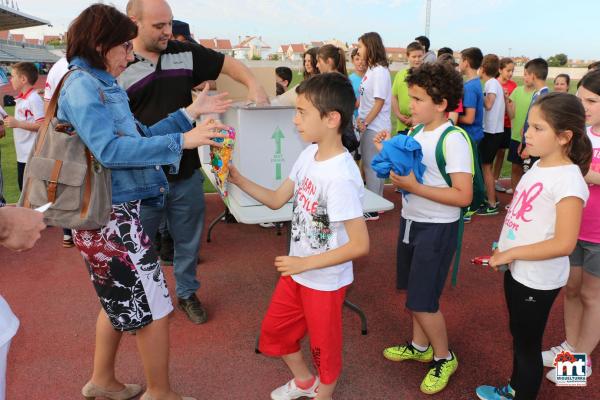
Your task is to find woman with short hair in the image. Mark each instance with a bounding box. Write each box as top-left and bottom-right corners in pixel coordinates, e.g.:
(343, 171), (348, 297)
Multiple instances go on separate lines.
(60, 4), (229, 400)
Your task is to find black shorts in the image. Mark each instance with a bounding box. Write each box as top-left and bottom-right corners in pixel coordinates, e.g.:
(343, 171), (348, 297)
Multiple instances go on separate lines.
(478, 132), (505, 164)
(500, 127), (511, 149)
(507, 139), (523, 165)
(396, 218), (459, 312)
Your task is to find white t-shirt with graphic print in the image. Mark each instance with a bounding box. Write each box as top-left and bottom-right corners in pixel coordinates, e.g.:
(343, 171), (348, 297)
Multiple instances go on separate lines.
(402, 122), (473, 223)
(288, 144), (365, 291)
(499, 162), (589, 290)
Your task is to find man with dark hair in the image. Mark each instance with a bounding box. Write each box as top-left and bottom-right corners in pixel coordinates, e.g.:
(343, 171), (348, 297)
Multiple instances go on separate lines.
(121, 0), (268, 324)
(415, 35), (436, 63)
(275, 66), (292, 95)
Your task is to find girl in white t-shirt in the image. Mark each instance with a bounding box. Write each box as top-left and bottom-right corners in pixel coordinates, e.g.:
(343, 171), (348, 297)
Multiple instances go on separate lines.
(542, 69), (600, 384)
(356, 32), (391, 217)
(476, 92), (592, 400)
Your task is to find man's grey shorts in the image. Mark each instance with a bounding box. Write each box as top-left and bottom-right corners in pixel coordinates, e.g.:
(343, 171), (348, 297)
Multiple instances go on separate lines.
(570, 240), (600, 278)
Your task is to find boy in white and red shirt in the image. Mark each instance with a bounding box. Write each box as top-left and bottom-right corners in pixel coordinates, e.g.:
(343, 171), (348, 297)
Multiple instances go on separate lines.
(4, 62), (44, 191)
(228, 73), (369, 400)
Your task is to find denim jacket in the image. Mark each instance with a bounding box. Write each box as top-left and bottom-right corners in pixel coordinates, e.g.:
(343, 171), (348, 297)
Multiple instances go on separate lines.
(57, 57), (194, 205)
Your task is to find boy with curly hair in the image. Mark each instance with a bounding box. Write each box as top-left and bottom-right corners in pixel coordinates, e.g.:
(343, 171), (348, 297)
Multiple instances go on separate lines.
(376, 62), (473, 395)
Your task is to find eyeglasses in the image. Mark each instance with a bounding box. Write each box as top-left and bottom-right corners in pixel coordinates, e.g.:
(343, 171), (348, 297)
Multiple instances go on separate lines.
(121, 41), (133, 53)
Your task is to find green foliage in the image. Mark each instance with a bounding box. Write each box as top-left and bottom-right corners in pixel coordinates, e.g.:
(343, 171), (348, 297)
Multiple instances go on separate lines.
(547, 53), (568, 67)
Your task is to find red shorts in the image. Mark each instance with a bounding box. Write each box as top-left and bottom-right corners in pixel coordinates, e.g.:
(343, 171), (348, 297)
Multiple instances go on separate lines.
(258, 276), (347, 384)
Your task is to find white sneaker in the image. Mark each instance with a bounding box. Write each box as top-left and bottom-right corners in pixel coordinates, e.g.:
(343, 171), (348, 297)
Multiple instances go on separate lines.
(270, 377), (319, 400)
(495, 181), (507, 192)
(542, 341), (574, 368)
(505, 188), (514, 194)
(260, 222), (276, 228)
(546, 363), (592, 383)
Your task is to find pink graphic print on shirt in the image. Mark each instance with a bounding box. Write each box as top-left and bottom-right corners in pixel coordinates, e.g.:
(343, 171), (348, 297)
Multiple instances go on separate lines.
(592, 148), (600, 173)
(504, 182), (544, 236)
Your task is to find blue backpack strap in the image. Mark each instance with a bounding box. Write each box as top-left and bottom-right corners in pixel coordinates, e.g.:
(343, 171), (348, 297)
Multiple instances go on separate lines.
(433, 125), (475, 287)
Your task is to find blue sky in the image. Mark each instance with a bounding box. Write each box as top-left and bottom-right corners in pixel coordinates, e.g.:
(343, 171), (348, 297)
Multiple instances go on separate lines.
(8, 0), (600, 60)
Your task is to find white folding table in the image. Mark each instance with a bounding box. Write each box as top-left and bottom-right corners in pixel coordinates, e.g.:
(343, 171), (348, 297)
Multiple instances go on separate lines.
(201, 163), (394, 336)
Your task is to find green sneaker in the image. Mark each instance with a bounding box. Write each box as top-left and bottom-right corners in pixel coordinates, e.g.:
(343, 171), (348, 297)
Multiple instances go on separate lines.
(383, 342), (433, 363)
(420, 351), (458, 395)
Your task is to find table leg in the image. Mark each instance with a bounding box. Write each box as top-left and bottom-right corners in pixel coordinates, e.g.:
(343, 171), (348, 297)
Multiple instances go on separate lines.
(206, 209), (227, 243)
(343, 299), (368, 335)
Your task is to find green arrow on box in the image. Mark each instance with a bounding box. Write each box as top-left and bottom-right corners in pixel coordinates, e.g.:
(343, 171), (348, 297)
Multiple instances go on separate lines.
(272, 127), (284, 154)
(272, 127), (285, 179)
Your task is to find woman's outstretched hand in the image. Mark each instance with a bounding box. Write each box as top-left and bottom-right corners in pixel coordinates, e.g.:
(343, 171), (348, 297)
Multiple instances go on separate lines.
(182, 118), (229, 149)
(186, 85), (232, 119)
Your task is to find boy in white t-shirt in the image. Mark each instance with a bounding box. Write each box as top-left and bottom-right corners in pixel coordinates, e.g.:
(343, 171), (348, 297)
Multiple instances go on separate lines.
(477, 54), (506, 216)
(4, 62), (44, 191)
(228, 73), (369, 400)
(375, 62), (473, 395)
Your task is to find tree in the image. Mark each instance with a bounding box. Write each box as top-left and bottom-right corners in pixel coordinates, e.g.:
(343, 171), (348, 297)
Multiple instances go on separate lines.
(45, 39), (63, 47)
(548, 53), (568, 67)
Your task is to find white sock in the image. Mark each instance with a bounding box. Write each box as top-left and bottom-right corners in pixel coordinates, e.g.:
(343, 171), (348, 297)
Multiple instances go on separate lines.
(411, 341), (429, 352)
(562, 340), (575, 352)
(434, 352), (452, 361)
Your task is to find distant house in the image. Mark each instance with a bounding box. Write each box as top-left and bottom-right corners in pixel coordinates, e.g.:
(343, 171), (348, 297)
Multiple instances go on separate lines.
(512, 56), (529, 66)
(0, 31), (9, 40)
(25, 38), (41, 46)
(233, 36), (271, 60)
(386, 47), (406, 62)
(198, 38), (233, 56)
(11, 34), (24, 43)
(310, 41), (324, 48)
(284, 43), (307, 62)
(43, 35), (62, 45)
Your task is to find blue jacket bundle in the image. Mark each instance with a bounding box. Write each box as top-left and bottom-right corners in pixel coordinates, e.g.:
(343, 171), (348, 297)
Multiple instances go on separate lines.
(371, 135), (426, 195)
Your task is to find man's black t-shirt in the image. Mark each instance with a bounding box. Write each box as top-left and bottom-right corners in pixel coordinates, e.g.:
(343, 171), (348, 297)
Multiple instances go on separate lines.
(119, 40), (225, 181)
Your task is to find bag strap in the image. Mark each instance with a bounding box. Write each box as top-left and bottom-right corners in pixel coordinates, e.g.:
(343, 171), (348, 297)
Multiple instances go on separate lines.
(407, 123), (425, 138)
(432, 124), (475, 287)
(22, 70), (75, 209)
(34, 70), (75, 157)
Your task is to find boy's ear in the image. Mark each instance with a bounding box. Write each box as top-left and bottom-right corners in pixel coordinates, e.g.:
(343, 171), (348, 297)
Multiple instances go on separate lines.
(325, 110), (342, 129)
(436, 98), (449, 113)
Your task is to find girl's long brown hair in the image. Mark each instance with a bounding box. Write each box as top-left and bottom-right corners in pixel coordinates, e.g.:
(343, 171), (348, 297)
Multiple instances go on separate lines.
(358, 32), (388, 68)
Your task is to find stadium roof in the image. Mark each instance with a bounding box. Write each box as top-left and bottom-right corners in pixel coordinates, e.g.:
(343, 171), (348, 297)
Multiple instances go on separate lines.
(0, 4), (50, 31)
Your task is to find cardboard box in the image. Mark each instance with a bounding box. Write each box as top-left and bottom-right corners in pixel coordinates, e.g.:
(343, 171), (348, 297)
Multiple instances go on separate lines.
(215, 67), (276, 100)
(216, 103), (308, 207)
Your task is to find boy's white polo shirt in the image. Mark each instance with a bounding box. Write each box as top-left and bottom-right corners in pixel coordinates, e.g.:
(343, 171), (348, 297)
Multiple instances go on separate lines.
(13, 88), (44, 163)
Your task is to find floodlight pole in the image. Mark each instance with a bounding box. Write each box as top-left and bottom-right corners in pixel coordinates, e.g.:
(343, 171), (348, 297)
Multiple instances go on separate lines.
(425, 0), (431, 37)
